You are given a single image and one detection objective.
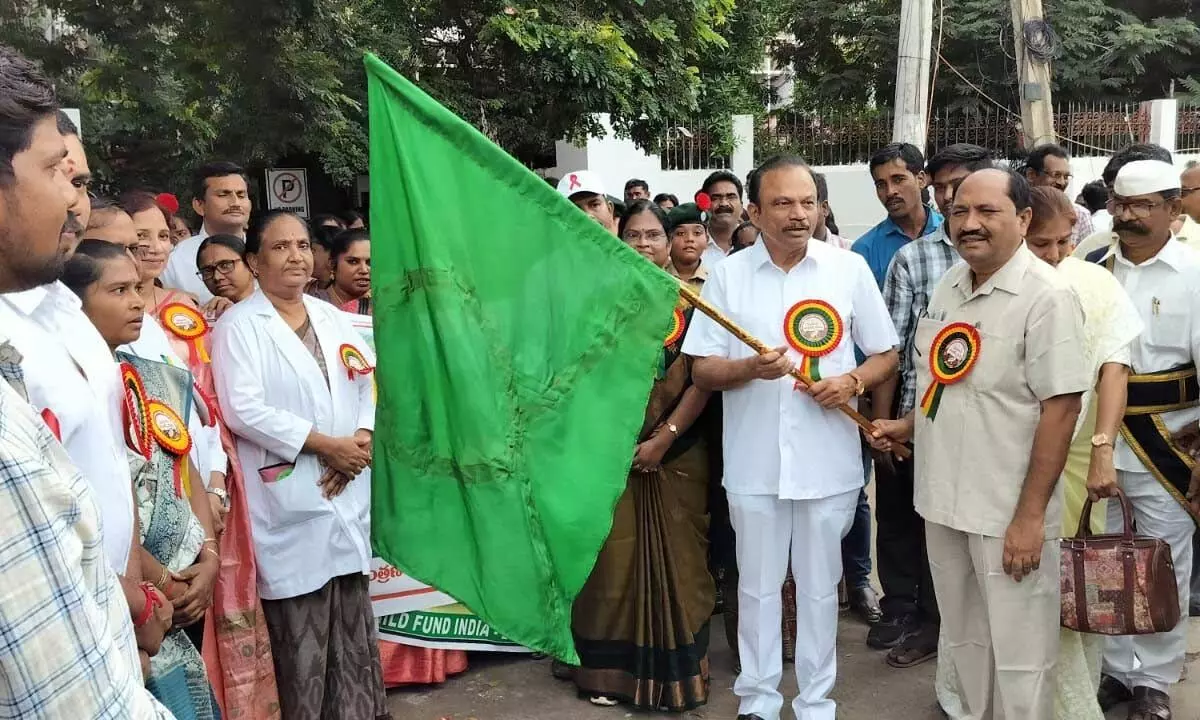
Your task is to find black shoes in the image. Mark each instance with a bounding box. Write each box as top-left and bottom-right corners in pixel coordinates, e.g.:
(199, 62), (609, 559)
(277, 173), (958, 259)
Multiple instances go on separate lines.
(867, 611), (917, 650)
(848, 585), (883, 625)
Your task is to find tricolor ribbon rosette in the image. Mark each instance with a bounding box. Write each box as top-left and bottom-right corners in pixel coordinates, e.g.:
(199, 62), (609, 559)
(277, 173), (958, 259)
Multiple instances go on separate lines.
(339, 344), (373, 381)
(159, 302), (211, 364)
(147, 400), (193, 498)
(783, 299), (843, 382)
(121, 362), (153, 462)
(663, 307), (687, 348)
(920, 322), (981, 420)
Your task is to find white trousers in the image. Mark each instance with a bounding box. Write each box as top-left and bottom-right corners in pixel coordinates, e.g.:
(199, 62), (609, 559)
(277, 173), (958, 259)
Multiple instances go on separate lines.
(926, 522), (1060, 720)
(727, 489), (858, 720)
(1102, 470), (1195, 692)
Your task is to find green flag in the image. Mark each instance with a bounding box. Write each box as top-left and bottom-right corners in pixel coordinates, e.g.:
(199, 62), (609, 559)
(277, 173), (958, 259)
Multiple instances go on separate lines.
(365, 54), (679, 663)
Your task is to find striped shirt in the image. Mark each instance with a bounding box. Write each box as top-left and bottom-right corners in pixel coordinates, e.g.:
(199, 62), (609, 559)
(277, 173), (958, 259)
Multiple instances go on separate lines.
(882, 226), (960, 416)
(0, 341), (170, 719)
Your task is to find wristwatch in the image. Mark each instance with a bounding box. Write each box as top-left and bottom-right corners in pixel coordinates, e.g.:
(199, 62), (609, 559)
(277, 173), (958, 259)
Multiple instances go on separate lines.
(848, 372), (866, 397)
(207, 486), (230, 510)
(1090, 433), (1114, 449)
(666, 423), (679, 436)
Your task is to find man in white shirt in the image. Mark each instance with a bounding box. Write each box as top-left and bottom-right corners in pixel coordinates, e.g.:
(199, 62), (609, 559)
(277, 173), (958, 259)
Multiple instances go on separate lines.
(684, 155), (899, 720)
(0, 43), (171, 718)
(1084, 160), (1200, 720)
(1073, 144), (1174, 259)
(1177, 162), (1200, 248)
(700, 170), (746, 268)
(160, 160), (250, 302)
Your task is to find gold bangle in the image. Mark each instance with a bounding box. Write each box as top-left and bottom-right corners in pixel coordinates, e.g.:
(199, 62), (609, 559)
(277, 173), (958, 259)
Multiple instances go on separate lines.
(201, 537), (218, 546)
(202, 547), (220, 561)
(156, 566), (169, 590)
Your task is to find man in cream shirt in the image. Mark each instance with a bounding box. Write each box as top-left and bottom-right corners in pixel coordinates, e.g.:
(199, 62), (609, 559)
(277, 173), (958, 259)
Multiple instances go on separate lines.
(871, 169), (1089, 720)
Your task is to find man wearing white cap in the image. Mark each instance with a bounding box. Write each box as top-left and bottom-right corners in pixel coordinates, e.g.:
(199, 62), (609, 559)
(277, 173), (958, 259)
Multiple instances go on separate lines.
(557, 170), (618, 235)
(1085, 159), (1200, 720)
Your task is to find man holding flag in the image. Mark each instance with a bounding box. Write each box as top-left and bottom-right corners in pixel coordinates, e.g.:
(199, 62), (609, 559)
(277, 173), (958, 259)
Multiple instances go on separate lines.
(683, 155), (899, 720)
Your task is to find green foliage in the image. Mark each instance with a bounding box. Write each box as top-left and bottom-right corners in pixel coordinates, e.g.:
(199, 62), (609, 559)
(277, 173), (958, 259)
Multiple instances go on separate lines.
(777, 0), (1200, 114)
(0, 0), (769, 192)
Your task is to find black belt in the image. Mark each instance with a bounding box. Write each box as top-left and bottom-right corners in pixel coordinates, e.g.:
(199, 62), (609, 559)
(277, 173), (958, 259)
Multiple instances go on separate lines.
(1120, 365), (1200, 525)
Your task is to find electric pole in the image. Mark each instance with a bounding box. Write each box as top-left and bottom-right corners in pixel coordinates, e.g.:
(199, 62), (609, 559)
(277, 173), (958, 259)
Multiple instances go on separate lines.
(1010, 0), (1056, 148)
(892, 0), (934, 149)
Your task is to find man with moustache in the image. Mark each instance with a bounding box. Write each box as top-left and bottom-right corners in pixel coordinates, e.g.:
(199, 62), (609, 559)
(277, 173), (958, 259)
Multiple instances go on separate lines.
(1083, 160), (1200, 720)
(854, 143), (943, 289)
(699, 169), (746, 268)
(1073, 144), (1175, 258)
(0, 44), (172, 717)
(1023, 143), (1094, 246)
(161, 159), (251, 303)
(870, 168), (1089, 720)
(869, 144), (993, 677)
(685, 155), (898, 720)
(557, 170), (618, 234)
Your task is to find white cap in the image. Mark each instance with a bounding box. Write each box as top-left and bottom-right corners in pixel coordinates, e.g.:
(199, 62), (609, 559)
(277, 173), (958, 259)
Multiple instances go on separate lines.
(557, 170), (607, 199)
(1114, 160), (1181, 197)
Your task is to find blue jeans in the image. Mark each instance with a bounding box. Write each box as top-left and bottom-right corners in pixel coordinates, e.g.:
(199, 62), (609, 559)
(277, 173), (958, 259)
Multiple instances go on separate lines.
(840, 441), (873, 590)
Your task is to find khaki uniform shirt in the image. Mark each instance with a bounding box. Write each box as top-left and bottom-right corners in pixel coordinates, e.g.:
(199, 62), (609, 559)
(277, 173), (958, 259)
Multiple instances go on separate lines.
(913, 245), (1090, 537)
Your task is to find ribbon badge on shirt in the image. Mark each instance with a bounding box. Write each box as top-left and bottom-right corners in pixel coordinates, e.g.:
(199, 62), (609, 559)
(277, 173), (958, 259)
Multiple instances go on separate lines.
(147, 400), (194, 498)
(339, 344), (373, 382)
(159, 302), (211, 364)
(664, 307), (687, 348)
(121, 362), (153, 462)
(783, 299), (843, 382)
(920, 322), (981, 420)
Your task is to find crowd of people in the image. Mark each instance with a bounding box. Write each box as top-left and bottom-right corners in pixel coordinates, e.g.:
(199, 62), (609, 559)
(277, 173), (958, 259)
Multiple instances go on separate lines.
(3, 40), (1200, 720)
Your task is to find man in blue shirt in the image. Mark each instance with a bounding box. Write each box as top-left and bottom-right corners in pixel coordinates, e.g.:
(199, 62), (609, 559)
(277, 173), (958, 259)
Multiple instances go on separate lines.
(853, 143), (943, 288)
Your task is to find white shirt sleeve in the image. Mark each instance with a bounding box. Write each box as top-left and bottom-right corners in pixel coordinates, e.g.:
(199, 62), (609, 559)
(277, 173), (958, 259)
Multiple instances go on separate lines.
(850, 255), (901, 356)
(680, 266), (732, 359)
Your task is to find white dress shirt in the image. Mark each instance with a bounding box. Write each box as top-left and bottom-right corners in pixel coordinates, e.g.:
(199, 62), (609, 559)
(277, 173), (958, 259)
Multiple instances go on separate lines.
(1097, 239), (1200, 473)
(701, 235), (731, 269)
(121, 315), (225, 483)
(682, 239), (899, 499)
(0, 283), (134, 573)
(160, 228), (212, 303)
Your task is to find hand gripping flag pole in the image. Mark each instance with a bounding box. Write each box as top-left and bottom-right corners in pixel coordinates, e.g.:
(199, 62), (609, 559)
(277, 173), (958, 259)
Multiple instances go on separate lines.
(676, 280), (911, 460)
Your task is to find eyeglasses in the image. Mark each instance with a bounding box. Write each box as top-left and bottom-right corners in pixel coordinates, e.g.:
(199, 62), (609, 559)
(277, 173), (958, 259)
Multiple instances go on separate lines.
(1107, 197), (1165, 219)
(1039, 170), (1072, 182)
(1182, 187), (1200, 197)
(621, 230), (666, 243)
(197, 258), (244, 280)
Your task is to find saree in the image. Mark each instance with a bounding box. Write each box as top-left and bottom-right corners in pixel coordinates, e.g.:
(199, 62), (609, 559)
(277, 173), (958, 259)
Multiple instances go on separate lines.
(118, 352), (219, 720)
(933, 257), (1144, 720)
(153, 291), (282, 718)
(571, 305), (716, 712)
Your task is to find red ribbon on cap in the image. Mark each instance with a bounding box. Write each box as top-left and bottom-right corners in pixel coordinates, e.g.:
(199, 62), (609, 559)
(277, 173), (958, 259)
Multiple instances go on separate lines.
(694, 192), (712, 212)
(155, 193), (180, 215)
(569, 174), (581, 190)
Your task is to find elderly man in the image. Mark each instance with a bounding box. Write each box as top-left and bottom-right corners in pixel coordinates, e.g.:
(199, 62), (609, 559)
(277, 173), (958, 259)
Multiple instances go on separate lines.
(684, 155), (898, 720)
(1073, 144), (1174, 258)
(1177, 162), (1200, 247)
(871, 168), (1090, 720)
(1082, 160), (1200, 720)
(557, 170), (617, 234)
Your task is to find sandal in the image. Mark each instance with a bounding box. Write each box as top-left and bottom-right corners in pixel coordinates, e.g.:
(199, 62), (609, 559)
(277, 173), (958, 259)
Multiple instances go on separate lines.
(1097, 674), (1133, 712)
(1128, 686), (1171, 720)
(885, 629), (938, 668)
(588, 695), (619, 707)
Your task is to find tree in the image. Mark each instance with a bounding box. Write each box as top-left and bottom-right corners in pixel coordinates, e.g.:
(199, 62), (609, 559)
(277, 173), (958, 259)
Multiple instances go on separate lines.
(0, 0), (771, 193)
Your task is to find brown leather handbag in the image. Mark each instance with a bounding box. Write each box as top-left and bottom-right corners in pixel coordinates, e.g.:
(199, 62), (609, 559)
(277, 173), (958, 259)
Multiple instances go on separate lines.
(1060, 487), (1180, 635)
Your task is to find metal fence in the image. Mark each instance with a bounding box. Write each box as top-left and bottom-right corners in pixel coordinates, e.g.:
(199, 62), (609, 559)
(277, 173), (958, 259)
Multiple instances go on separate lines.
(658, 121), (730, 171)
(755, 101), (1155, 164)
(1179, 103), (1200, 154)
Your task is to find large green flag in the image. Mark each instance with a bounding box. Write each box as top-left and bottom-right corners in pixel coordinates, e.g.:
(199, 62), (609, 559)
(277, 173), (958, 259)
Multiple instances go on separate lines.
(365, 54), (679, 663)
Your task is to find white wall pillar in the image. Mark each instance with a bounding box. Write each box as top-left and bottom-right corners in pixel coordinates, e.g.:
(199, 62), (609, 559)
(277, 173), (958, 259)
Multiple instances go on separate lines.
(731, 114), (754, 182)
(1146, 98), (1178, 153)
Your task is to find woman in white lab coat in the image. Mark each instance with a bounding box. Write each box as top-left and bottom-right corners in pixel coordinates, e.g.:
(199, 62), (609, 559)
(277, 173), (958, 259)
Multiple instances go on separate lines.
(211, 211), (389, 720)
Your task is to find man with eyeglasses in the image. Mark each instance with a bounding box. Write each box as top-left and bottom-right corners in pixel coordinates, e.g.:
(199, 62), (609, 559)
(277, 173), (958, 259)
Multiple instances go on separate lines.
(1023, 143), (1093, 248)
(1073, 144), (1176, 259)
(1083, 160), (1200, 720)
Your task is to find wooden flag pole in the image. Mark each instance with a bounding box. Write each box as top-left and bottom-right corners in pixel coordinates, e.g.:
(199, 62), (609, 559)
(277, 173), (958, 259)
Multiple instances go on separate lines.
(676, 281), (912, 460)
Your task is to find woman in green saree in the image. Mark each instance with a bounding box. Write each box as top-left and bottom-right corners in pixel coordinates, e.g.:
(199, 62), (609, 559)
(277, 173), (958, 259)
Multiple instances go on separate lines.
(64, 240), (222, 720)
(570, 199), (716, 712)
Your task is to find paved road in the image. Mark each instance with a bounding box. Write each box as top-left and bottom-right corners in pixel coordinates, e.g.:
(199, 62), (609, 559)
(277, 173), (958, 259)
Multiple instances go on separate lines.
(386, 615), (1200, 719)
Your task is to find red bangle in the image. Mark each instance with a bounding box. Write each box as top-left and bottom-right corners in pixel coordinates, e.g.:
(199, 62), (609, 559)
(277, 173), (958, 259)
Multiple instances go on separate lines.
(133, 582), (161, 628)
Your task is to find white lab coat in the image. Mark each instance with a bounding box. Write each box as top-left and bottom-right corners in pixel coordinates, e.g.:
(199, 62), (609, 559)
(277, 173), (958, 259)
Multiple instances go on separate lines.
(211, 290), (375, 600)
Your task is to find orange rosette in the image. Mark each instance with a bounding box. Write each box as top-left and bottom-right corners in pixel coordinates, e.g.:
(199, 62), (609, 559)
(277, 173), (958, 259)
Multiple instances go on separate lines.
(159, 302), (211, 364)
